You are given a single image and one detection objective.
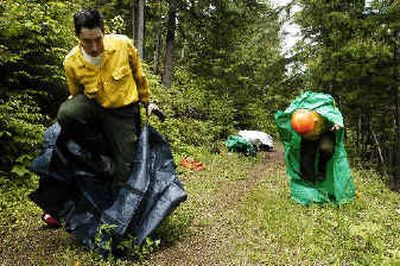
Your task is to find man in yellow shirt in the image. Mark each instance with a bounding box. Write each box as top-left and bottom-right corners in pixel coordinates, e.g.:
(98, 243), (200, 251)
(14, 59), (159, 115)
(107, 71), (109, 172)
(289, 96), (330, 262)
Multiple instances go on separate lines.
(56, 9), (150, 186)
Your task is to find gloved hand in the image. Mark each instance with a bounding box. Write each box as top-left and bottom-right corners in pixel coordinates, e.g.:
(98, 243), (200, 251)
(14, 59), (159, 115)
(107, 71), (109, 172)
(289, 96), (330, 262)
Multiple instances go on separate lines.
(330, 124), (341, 131)
(145, 102), (158, 116)
(145, 102), (165, 121)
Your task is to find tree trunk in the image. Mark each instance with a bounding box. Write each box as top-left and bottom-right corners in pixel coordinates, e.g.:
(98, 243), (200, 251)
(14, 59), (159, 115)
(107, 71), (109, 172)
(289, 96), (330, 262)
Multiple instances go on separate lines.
(153, 0), (162, 73)
(371, 129), (388, 177)
(392, 28), (400, 190)
(132, 0), (145, 58)
(132, 0), (136, 41)
(153, 30), (162, 74)
(357, 114), (362, 156)
(394, 91), (400, 183)
(162, 0), (177, 88)
(136, 0), (145, 58)
(360, 110), (368, 157)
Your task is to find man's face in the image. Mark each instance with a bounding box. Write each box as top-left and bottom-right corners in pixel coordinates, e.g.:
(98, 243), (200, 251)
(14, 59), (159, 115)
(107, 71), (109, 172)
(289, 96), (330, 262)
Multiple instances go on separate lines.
(77, 27), (104, 57)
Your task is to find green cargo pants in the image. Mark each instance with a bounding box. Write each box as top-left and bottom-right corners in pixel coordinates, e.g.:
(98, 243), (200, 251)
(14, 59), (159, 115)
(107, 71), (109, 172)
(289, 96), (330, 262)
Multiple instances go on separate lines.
(57, 94), (141, 185)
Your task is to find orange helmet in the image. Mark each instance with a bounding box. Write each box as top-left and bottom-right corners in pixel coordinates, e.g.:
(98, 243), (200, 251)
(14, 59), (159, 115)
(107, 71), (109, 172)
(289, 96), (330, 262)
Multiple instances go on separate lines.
(291, 109), (325, 140)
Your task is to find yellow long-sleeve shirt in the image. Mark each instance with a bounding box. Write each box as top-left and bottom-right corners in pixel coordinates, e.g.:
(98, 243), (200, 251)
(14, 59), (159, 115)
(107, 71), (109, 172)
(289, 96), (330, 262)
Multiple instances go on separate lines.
(63, 34), (149, 108)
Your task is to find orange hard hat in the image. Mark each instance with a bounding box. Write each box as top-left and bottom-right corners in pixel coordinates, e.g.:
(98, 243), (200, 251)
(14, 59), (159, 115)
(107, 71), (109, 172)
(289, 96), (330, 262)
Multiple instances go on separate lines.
(291, 109), (325, 140)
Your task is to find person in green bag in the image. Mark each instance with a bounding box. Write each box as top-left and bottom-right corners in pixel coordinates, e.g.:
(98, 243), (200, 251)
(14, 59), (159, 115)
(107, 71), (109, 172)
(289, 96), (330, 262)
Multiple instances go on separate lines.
(291, 108), (341, 183)
(275, 91), (355, 205)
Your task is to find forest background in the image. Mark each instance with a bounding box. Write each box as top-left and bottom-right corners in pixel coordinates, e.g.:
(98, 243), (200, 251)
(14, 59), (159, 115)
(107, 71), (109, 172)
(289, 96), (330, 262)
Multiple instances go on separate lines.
(1, 0), (400, 264)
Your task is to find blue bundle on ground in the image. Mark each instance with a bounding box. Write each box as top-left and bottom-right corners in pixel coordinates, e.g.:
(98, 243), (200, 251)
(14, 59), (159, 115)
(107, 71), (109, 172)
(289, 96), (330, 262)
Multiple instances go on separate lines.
(29, 123), (187, 255)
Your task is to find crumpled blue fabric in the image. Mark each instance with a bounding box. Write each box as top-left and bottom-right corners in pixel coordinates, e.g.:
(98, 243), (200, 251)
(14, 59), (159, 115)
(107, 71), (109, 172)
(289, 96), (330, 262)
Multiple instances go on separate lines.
(29, 123), (187, 254)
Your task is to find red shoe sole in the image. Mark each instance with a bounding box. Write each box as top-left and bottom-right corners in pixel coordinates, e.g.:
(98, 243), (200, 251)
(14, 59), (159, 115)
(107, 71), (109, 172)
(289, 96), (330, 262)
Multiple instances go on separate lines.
(42, 213), (61, 228)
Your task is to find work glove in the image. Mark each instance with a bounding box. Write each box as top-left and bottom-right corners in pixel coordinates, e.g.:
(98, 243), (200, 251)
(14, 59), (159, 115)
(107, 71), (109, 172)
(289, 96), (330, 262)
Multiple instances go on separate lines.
(145, 102), (165, 122)
(330, 124), (341, 131)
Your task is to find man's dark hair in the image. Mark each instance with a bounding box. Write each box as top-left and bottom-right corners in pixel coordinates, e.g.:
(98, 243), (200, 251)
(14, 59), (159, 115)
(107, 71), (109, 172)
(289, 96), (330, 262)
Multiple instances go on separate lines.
(73, 9), (104, 34)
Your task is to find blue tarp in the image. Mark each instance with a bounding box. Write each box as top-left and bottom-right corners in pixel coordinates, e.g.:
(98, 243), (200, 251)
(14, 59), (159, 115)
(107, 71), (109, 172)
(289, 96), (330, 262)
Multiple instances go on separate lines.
(29, 123), (187, 255)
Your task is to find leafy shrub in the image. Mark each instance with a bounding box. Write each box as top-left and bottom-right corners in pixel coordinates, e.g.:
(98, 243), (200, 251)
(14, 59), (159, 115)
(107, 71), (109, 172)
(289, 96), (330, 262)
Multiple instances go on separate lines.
(146, 66), (291, 153)
(0, 93), (49, 176)
(0, 0), (79, 177)
(0, 0), (78, 115)
(145, 67), (237, 156)
(240, 93), (293, 138)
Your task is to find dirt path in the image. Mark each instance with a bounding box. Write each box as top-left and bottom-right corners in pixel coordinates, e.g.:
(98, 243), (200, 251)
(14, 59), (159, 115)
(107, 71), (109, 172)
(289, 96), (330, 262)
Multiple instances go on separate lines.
(149, 148), (285, 265)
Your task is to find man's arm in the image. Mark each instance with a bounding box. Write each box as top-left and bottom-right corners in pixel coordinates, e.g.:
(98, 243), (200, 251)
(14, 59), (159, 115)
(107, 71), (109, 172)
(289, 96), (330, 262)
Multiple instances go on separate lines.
(126, 38), (150, 104)
(64, 63), (80, 97)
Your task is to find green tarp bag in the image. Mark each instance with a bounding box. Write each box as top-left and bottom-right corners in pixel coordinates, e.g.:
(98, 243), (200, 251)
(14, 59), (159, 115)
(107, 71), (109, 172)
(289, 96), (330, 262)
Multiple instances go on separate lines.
(274, 91), (355, 205)
(224, 135), (256, 156)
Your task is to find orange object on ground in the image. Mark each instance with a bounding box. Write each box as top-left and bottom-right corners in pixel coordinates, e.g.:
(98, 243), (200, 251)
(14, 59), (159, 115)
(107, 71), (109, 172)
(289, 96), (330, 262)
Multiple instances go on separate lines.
(179, 157), (205, 170)
(291, 109), (325, 140)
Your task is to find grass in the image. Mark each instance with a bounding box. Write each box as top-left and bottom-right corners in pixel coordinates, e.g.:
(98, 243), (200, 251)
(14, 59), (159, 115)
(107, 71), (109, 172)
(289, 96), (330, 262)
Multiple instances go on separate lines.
(225, 168), (400, 265)
(1, 148), (400, 265)
(156, 148), (260, 239)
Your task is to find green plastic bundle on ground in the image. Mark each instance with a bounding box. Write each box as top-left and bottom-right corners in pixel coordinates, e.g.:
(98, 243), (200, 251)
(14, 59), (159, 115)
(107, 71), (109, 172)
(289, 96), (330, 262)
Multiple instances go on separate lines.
(274, 91), (355, 205)
(224, 135), (256, 156)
